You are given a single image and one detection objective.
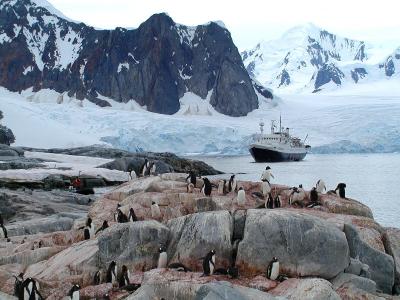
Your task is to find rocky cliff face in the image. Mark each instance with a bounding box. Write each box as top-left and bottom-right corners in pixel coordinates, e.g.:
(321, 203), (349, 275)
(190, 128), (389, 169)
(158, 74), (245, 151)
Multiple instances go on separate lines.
(0, 0), (261, 116)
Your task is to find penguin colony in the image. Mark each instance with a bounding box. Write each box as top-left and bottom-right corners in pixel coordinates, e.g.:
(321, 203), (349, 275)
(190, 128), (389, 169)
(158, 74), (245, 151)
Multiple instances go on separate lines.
(6, 164), (350, 299)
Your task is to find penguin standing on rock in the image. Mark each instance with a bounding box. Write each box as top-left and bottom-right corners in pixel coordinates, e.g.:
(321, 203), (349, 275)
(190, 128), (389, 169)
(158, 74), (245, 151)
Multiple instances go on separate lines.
(228, 175), (237, 193)
(201, 178), (212, 196)
(0, 222), (8, 241)
(186, 171), (197, 186)
(106, 261), (118, 286)
(128, 208), (138, 222)
(67, 284), (80, 300)
(13, 273), (24, 299)
(261, 180), (271, 197)
(118, 265), (131, 287)
(157, 246), (168, 268)
(93, 270), (102, 285)
(117, 208), (129, 223)
(237, 187), (246, 206)
(266, 257), (280, 280)
(82, 217), (95, 240)
(274, 193), (281, 208)
(308, 187), (320, 208)
(266, 193), (274, 209)
(335, 183), (346, 199)
(95, 221), (109, 235)
(114, 204), (121, 222)
(22, 277), (43, 300)
(140, 159), (150, 177)
(315, 179), (326, 193)
(202, 250), (216, 276)
(151, 201), (161, 219)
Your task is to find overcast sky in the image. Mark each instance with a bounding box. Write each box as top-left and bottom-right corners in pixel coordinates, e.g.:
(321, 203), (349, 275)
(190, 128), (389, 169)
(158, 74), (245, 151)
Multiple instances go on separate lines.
(47, 0), (400, 50)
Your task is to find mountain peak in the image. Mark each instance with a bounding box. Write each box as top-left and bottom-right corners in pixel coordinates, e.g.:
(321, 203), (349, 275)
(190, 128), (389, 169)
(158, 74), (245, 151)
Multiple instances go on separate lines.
(281, 22), (322, 40)
(29, 0), (74, 21)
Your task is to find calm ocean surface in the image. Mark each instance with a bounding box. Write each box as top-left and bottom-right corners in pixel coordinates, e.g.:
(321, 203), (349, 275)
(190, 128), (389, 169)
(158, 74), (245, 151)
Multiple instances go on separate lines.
(196, 153), (400, 228)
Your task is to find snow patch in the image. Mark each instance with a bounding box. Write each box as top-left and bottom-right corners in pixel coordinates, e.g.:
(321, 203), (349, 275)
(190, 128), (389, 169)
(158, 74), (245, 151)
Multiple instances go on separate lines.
(128, 53), (139, 64)
(0, 33), (11, 44)
(117, 62), (130, 73)
(176, 24), (197, 46)
(23, 66), (34, 75)
(176, 90), (219, 116)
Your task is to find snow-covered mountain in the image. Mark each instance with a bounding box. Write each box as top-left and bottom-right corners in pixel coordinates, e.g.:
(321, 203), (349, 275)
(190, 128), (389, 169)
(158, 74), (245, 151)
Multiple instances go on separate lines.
(241, 23), (400, 93)
(0, 0), (272, 116)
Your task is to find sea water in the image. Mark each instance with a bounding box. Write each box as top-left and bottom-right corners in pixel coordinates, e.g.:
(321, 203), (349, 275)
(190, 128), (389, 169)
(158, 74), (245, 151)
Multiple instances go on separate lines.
(197, 153), (400, 228)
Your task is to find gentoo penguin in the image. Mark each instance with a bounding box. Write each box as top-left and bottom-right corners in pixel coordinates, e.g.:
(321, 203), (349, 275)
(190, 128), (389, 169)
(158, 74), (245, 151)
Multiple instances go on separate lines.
(83, 217), (95, 240)
(228, 175), (237, 193)
(95, 221), (109, 235)
(157, 246), (168, 268)
(0, 223), (8, 240)
(150, 162), (157, 176)
(106, 261), (118, 286)
(128, 168), (137, 181)
(237, 187), (246, 206)
(23, 277), (43, 300)
(289, 186), (306, 207)
(202, 249), (216, 276)
(168, 262), (192, 272)
(13, 273), (24, 299)
(186, 183), (194, 193)
(67, 284), (80, 300)
(114, 204), (121, 222)
(201, 178), (212, 196)
(274, 194), (282, 208)
(151, 201), (161, 219)
(93, 270), (102, 285)
(335, 183), (346, 198)
(261, 166), (274, 182)
(118, 265), (130, 287)
(261, 180), (271, 197)
(315, 179), (326, 193)
(266, 193), (274, 209)
(117, 209), (129, 223)
(266, 257), (280, 280)
(308, 187), (320, 208)
(139, 159), (148, 177)
(217, 180), (225, 195)
(186, 171), (197, 186)
(128, 208), (138, 222)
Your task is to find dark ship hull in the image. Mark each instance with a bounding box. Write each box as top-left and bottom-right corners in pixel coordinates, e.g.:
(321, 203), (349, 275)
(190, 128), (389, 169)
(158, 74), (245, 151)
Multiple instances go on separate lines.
(249, 146), (307, 162)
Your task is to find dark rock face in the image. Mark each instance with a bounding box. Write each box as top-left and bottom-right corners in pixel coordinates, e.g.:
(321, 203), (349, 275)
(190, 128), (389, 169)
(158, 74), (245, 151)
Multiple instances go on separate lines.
(351, 68), (368, 83)
(314, 63), (345, 90)
(385, 57), (395, 77)
(0, 1), (259, 116)
(251, 79), (273, 99)
(278, 69), (290, 87)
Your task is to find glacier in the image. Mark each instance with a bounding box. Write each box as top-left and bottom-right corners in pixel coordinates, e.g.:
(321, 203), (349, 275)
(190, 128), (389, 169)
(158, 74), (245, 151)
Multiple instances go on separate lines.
(0, 81), (399, 155)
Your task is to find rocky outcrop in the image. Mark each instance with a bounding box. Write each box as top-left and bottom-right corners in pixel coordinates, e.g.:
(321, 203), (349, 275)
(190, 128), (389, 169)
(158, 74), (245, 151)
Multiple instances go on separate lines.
(236, 210), (350, 278)
(314, 63), (345, 90)
(331, 273), (376, 293)
(0, 1), (259, 116)
(97, 221), (169, 271)
(167, 211), (233, 271)
(344, 224), (394, 293)
(0, 111), (15, 146)
(383, 227), (400, 294)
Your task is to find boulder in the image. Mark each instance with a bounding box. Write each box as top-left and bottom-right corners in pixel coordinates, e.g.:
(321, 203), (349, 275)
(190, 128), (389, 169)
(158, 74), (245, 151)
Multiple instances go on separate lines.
(0, 263), (24, 293)
(270, 278), (341, 300)
(104, 176), (162, 201)
(320, 194), (373, 218)
(232, 210), (246, 240)
(0, 246), (66, 266)
(6, 216), (74, 237)
(236, 210), (350, 278)
(344, 224), (394, 293)
(97, 221), (169, 271)
(336, 284), (386, 300)
(331, 273), (376, 293)
(383, 227), (400, 294)
(166, 211), (233, 272)
(0, 291), (17, 300)
(248, 275), (278, 292)
(345, 257), (363, 276)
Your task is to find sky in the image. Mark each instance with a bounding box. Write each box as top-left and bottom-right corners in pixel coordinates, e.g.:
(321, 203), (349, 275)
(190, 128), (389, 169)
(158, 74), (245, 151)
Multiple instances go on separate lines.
(47, 0), (400, 50)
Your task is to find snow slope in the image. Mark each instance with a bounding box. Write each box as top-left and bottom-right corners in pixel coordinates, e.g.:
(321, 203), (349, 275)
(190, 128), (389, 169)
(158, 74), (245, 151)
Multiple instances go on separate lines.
(1, 83), (399, 155)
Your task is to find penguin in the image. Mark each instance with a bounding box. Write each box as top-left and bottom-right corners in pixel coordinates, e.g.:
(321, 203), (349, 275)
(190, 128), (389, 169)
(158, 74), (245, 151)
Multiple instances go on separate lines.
(186, 171), (196, 186)
(274, 194), (281, 208)
(150, 162), (157, 176)
(23, 277), (43, 300)
(202, 249), (216, 276)
(118, 265), (130, 287)
(186, 183), (194, 193)
(0, 213), (3, 226)
(289, 186), (306, 207)
(237, 187), (246, 206)
(128, 208), (138, 222)
(117, 209), (129, 223)
(13, 273), (24, 299)
(114, 204), (121, 222)
(140, 158), (149, 177)
(308, 187), (320, 208)
(0, 223), (8, 240)
(261, 166), (274, 182)
(261, 180), (271, 197)
(228, 175), (237, 193)
(266, 193), (274, 209)
(266, 257), (280, 280)
(151, 201), (161, 219)
(168, 262), (192, 272)
(335, 183), (346, 199)
(82, 217), (95, 240)
(128, 168), (137, 181)
(315, 179), (326, 194)
(95, 221), (109, 235)
(217, 180), (225, 195)
(201, 178), (212, 196)
(67, 284), (80, 300)
(106, 261), (118, 285)
(93, 270), (102, 285)
(157, 246), (168, 268)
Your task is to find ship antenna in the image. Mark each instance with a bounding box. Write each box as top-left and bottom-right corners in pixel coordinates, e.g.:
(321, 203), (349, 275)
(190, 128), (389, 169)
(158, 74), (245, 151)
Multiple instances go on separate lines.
(259, 120), (264, 134)
(303, 134), (309, 143)
(279, 114), (282, 133)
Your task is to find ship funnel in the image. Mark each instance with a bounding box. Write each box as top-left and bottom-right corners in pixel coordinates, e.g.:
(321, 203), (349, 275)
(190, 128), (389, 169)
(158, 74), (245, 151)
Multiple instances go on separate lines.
(259, 121), (264, 134)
